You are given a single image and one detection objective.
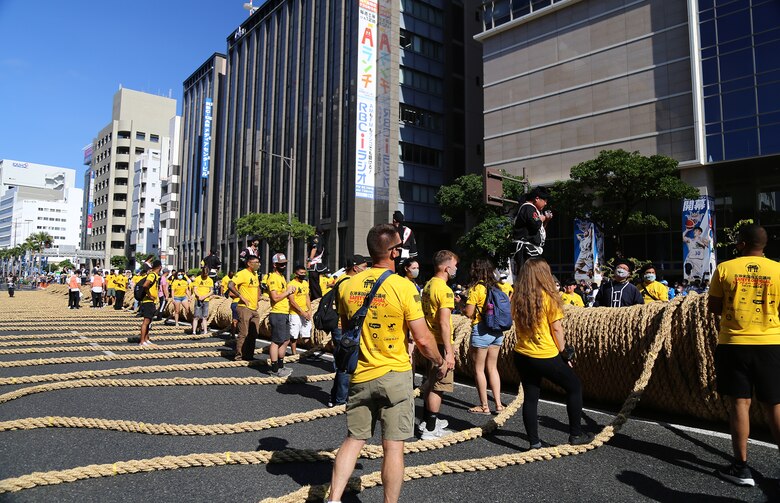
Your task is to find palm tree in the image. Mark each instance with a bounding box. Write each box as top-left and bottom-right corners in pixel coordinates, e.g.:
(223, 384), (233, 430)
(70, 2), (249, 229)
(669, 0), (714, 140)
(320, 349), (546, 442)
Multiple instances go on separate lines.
(24, 232), (53, 276)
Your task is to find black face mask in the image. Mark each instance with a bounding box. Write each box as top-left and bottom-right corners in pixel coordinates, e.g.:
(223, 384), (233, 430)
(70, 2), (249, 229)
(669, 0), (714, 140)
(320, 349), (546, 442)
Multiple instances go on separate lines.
(276, 265), (287, 271)
(296, 274), (306, 280)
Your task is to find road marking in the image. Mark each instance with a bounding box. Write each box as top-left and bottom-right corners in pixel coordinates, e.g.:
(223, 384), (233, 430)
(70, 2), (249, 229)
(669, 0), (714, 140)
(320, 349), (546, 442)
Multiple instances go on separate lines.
(74, 330), (115, 356)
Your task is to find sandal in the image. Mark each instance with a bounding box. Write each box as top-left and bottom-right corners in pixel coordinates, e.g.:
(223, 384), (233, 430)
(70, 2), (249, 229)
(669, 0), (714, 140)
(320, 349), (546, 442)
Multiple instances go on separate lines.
(468, 405), (491, 415)
(494, 406), (505, 414)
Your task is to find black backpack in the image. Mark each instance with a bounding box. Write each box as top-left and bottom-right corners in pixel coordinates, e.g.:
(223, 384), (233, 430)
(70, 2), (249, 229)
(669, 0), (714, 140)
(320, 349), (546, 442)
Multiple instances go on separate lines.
(313, 276), (349, 332)
(133, 274), (157, 302)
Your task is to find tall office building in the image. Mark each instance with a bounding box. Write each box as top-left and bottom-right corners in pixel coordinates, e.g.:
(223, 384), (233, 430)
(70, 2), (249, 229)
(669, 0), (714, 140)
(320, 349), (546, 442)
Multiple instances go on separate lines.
(476, 0), (780, 273)
(177, 1), (484, 270)
(0, 160), (82, 249)
(83, 87), (177, 268)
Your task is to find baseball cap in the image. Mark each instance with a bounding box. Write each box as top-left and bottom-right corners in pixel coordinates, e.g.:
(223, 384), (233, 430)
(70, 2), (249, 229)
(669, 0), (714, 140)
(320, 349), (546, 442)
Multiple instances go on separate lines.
(272, 253), (287, 264)
(346, 254), (367, 268)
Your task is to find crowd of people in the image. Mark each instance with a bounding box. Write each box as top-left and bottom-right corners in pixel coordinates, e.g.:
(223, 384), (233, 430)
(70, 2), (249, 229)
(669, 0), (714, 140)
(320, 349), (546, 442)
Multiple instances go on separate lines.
(21, 203), (774, 500)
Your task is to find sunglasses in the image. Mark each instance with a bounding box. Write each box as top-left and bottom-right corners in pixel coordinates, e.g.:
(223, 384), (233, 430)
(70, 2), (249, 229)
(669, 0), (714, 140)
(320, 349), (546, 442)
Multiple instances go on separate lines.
(388, 242), (404, 252)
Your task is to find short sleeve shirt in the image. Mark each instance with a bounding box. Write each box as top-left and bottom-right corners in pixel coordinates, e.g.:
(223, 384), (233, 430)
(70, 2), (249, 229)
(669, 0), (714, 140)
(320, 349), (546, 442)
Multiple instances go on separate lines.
(561, 292), (584, 307)
(114, 275), (127, 292)
(267, 271), (290, 314)
(337, 267), (424, 384)
(641, 281), (669, 303)
(422, 276), (455, 344)
(289, 278), (310, 314)
(171, 279), (189, 298)
(513, 292), (564, 358)
(232, 268), (260, 310)
(192, 276), (214, 299)
(142, 272), (160, 304)
(709, 256), (780, 345)
(466, 283), (487, 326)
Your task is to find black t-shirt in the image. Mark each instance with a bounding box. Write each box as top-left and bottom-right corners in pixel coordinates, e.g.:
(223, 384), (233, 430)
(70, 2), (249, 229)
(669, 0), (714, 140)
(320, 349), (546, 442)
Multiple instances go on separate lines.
(398, 225), (418, 257)
(202, 254), (221, 271)
(513, 202), (543, 244)
(308, 234), (327, 272)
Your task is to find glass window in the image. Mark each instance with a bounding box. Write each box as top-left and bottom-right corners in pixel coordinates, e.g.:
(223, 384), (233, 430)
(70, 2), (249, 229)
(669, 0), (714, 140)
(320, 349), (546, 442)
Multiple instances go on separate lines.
(718, 48), (754, 81)
(760, 123), (780, 154)
(752, 1), (780, 34)
(699, 20), (716, 48)
(722, 116), (756, 132)
(755, 39), (780, 74)
(758, 81), (780, 113)
(706, 134), (724, 162)
(704, 95), (722, 123)
(724, 128), (759, 159)
(721, 88), (756, 120)
(721, 75), (754, 93)
(759, 110), (780, 127)
(716, 8), (751, 44)
(701, 57), (719, 85)
(136, 132), (146, 141)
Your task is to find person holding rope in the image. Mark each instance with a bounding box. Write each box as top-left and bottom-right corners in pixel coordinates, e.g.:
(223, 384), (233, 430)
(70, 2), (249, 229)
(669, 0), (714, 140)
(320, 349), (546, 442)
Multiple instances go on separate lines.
(327, 224), (445, 503)
(511, 187), (552, 277)
(512, 258), (593, 449)
(707, 224), (780, 487)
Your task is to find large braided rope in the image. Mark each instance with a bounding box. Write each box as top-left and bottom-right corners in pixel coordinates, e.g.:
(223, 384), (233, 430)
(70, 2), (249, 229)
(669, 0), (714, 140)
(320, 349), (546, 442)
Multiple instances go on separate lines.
(0, 341), (229, 355)
(0, 351), (227, 368)
(0, 334), (219, 346)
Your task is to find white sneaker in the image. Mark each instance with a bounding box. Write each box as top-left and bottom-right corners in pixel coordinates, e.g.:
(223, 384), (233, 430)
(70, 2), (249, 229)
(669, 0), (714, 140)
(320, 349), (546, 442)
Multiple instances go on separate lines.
(276, 367), (293, 378)
(417, 418), (448, 433)
(421, 424), (453, 441)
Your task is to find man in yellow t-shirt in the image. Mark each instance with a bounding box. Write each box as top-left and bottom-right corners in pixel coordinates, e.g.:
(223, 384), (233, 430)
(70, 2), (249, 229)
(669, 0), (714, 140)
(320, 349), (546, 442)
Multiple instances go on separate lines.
(561, 278), (585, 307)
(228, 257), (262, 361)
(267, 253), (296, 377)
(105, 270), (116, 306)
(191, 268), (215, 335)
(138, 260), (162, 346)
(419, 250), (458, 440)
(707, 224), (780, 487)
(113, 271), (128, 311)
(329, 224), (445, 503)
(221, 271), (239, 338)
(498, 273), (513, 297)
(320, 273), (334, 297)
(639, 264), (669, 303)
(288, 264), (312, 356)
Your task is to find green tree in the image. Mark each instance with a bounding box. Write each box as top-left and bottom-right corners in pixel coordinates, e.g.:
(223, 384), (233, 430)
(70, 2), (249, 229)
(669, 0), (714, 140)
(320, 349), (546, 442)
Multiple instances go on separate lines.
(551, 149), (699, 253)
(436, 172), (526, 264)
(235, 212), (315, 255)
(111, 255), (128, 269)
(58, 259), (75, 271)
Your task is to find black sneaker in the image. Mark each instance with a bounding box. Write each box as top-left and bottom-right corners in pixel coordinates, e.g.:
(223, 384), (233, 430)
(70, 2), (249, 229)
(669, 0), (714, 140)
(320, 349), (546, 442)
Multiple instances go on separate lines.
(717, 462), (755, 487)
(568, 432), (595, 445)
(528, 440), (552, 450)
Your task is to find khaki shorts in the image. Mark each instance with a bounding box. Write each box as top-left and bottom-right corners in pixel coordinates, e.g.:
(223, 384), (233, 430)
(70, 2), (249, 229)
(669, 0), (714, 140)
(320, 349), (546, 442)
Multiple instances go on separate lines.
(424, 344), (454, 393)
(347, 370), (414, 441)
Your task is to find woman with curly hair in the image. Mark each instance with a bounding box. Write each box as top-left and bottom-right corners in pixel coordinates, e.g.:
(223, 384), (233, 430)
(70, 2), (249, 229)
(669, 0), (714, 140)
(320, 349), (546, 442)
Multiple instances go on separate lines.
(463, 258), (505, 415)
(513, 258), (592, 449)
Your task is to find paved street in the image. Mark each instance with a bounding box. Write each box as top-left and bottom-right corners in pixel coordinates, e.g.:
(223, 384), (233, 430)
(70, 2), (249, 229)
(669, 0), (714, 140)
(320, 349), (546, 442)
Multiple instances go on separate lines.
(0, 291), (777, 503)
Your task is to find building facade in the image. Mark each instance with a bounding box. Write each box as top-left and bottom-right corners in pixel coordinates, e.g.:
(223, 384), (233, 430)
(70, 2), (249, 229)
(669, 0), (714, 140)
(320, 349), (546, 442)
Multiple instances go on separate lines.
(83, 87), (177, 268)
(0, 160), (82, 249)
(476, 0), (780, 276)
(177, 0), (484, 271)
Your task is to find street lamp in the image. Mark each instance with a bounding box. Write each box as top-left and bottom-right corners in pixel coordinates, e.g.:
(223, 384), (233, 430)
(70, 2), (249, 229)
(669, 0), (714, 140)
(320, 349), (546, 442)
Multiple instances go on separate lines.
(258, 148), (295, 266)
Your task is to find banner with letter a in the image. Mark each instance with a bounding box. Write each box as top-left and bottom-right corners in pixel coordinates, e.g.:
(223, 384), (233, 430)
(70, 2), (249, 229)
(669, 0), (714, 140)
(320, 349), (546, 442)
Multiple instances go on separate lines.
(573, 219), (603, 283)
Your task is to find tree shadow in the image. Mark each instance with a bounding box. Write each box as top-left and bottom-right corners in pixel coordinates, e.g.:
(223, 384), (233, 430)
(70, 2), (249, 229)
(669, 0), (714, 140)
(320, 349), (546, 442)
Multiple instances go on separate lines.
(275, 381), (332, 406)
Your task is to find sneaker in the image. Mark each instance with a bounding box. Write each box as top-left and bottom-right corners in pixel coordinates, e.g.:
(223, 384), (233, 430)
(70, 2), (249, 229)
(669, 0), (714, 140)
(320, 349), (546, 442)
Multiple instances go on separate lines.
(717, 462), (755, 487)
(276, 367), (293, 378)
(421, 424), (453, 441)
(417, 418), (449, 433)
(568, 432), (595, 446)
(529, 440), (552, 450)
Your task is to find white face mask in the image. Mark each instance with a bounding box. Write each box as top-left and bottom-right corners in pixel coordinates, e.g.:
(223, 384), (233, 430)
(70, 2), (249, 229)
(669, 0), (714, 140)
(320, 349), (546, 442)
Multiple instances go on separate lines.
(447, 266), (457, 280)
(410, 268), (419, 279)
(644, 273), (656, 282)
(615, 268), (630, 279)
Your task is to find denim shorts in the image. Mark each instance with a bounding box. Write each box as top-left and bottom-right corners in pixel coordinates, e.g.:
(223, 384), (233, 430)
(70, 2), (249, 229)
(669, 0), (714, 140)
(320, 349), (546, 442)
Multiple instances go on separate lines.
(173, 296), (187, 303)
(470, 323), (504, 348)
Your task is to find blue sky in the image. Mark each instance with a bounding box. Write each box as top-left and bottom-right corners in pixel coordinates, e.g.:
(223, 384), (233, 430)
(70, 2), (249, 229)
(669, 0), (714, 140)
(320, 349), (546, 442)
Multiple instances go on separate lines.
(0, 0), (259, 188)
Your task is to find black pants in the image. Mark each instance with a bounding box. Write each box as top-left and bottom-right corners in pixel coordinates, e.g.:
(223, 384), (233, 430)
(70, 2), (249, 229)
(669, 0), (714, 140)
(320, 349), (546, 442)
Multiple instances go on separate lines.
(308, 269), (322, 300)
(68, 290), (80, 308)
(92, 292), (102, 308)
(8, 287), (13, 297)
(514, 352), (583, 445)
(114, 290), (125, 310)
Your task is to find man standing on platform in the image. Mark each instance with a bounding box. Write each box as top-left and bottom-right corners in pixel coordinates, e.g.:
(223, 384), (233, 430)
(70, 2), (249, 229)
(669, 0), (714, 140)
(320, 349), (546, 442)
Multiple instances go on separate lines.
(306, 227), (327, 300)
(228, 256), (262, 361)
(707, 224), (780, 487)
(392, 211), (417, 270)
(239, 237), (260, 269)
(327, 224), (445, 503)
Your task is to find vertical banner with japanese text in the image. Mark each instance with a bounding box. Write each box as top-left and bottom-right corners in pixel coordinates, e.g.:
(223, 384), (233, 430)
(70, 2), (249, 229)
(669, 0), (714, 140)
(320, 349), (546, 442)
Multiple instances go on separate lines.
(682, 196), (716, 281)
(201, 98), (213, 180)
(355, 0), (377, 199)
(374, 0), (392, 201)
(86, 170), (95, 235)
(574, 219), (604, 283)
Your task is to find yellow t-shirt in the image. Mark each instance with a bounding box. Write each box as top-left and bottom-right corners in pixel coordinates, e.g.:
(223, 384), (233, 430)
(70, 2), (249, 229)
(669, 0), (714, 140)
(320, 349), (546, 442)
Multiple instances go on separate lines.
(131, 274), (143, 288)
(114, 275), (127, 292)
(498, 281), (513, 298)
(192, 276), (214, 299)
(513, 292), (564, 358)
(709, 256), (780, 345)
(141, 272), (159, 304)
(289, 278), (310, 314)
(105, 274), (115, 289)
(267, 271), (289, 314)
(641, 281), (669, 303)
(170, 279), (189, 298)
(320, 275), (333, 297)
(561, 291), (584, 307)
(466, 283), (488, 326)
(422, 276), (455, 344)
(232, 268), (260, 310)
(222, 275), (239, 303)
(337, 267), (423, 384)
